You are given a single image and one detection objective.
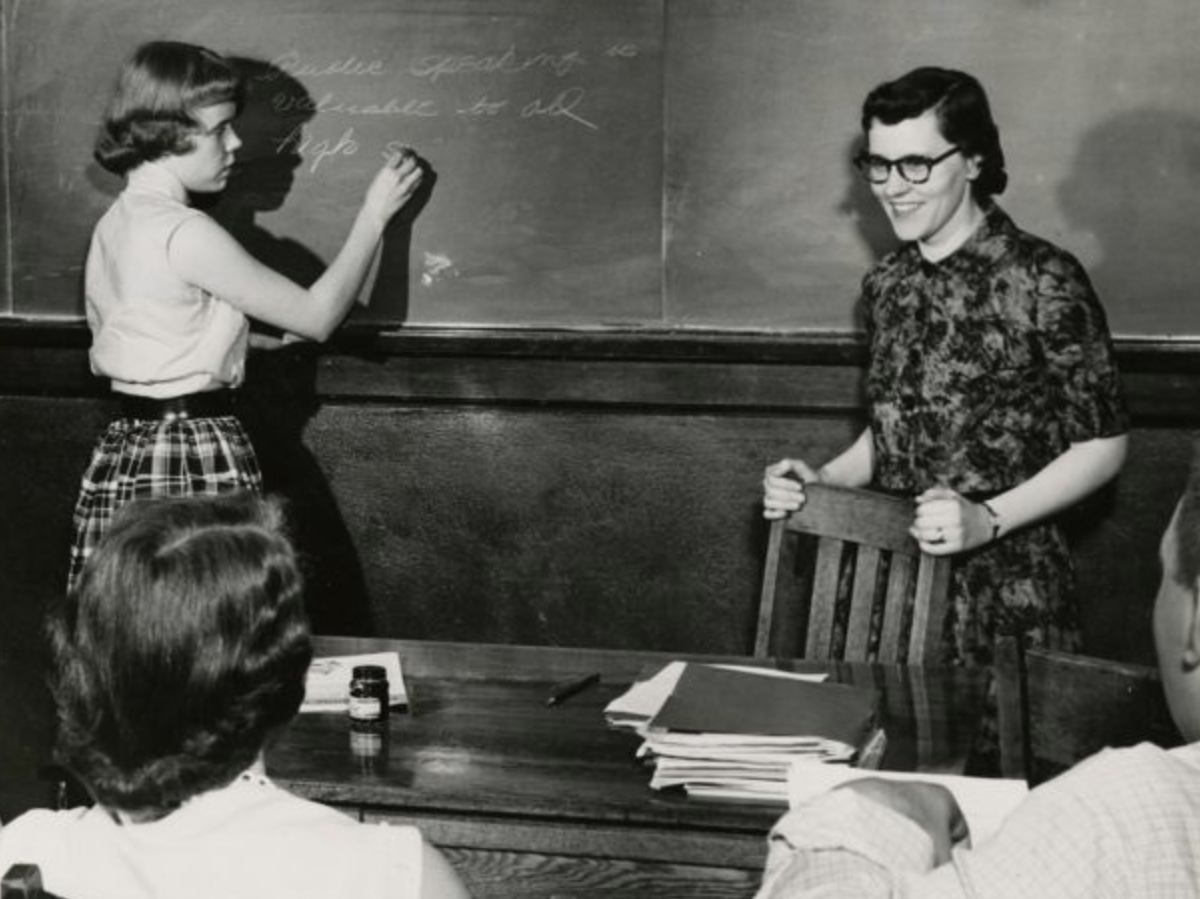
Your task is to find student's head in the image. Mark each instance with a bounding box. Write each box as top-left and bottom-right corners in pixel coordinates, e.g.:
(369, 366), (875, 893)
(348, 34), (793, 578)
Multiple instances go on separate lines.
(94, 40), (245, 178)
(49, 492), (312, 819)
(1154, 454), (1200, 742)
(856, 67), (1006, 251)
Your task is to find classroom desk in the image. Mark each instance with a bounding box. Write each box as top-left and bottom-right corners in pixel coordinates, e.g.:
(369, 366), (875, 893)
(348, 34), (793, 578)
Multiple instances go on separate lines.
(267, 636), (988, 899)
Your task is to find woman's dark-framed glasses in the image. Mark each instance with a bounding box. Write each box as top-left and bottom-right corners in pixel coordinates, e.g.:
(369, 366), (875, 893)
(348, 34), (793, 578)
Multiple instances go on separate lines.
(854, 146), (961, 185)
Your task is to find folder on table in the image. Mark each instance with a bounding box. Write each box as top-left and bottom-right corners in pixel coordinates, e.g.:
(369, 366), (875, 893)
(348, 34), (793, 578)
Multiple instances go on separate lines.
(610, 661), (881, 801)
(648, 663), (879, 745)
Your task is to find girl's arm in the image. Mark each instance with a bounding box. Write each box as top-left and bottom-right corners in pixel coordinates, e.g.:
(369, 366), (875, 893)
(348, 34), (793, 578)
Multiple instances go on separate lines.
(167, 154), (424, 342)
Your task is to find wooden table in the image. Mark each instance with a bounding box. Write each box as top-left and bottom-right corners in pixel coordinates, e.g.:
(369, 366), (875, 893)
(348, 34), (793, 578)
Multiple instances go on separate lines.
(267, 636), (988, 899)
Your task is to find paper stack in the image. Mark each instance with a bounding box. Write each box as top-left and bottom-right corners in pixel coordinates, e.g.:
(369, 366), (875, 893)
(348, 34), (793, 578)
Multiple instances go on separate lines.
(300, 651), (408, 713)
(605, 661), (881, 802)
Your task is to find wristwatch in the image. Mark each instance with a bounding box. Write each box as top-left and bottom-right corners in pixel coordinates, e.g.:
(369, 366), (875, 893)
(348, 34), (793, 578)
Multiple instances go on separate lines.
(981, 500), (1003, 542)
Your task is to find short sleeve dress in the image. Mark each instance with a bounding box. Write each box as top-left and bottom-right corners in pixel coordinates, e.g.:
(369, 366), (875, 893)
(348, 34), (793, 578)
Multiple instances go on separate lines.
(863, 204), (1128, 668)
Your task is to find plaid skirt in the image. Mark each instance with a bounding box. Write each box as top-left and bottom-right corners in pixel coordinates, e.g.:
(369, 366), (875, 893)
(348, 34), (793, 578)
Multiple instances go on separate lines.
(67, 414), (263, 592)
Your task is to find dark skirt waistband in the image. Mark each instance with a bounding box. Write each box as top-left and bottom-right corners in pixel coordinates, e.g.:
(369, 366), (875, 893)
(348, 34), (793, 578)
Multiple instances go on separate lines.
(119, 390), (237, 422)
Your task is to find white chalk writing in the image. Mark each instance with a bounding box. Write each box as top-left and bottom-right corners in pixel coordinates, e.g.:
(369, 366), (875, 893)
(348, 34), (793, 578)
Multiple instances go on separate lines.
(272, 91), (438, 118)
(410, 46), (586, 82)
(520, 88), (597, 130)
(274, 124), (360, 173)
(267, 50), (387, 79)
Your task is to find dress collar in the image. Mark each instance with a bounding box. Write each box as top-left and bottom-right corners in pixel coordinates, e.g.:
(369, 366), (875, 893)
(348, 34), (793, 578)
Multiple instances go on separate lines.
(125, 162), (189, 204)
(902, 203), (1015, 271)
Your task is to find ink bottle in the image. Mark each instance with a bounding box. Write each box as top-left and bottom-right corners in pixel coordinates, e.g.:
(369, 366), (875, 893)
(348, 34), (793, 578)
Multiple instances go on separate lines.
(348, 664), (389, 726)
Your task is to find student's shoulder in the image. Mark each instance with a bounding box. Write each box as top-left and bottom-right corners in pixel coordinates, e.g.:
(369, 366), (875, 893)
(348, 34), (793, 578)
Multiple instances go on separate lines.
(0, 807), (91, 865)
(1049, 742), (1194, 807)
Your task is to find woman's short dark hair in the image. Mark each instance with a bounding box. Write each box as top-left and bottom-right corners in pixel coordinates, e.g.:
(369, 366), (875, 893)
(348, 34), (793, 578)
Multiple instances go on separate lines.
(95, 40), (245, 175)
(49, 492), (312, 818)
(861, 66), (1008, 201)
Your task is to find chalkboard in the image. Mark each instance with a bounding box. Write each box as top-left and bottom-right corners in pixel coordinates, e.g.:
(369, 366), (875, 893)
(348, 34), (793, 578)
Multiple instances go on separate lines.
(665, 0), (1200, 336)
(3, 0), (665, 326)
(4, 0), (1200, 336)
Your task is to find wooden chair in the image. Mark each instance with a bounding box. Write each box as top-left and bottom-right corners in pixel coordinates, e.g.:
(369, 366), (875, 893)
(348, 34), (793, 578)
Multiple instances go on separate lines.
(755, 482), (952, 663)
(994, 634), (1183, 785)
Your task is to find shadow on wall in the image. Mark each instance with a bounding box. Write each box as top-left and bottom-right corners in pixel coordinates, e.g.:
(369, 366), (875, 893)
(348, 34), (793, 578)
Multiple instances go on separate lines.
(206, 57), (380, 635)
(837, 133), (900, 330)
(1058, 107), (1200, 337)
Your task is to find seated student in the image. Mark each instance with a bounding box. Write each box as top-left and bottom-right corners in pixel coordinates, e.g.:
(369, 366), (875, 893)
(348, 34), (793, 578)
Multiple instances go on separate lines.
(754, 454), (1200, 899)
(0, 492), (472, 899)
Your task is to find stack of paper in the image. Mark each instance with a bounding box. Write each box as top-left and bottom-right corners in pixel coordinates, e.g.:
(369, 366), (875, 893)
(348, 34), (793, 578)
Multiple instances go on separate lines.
(605, 662), (881, 801)
(300, 651), (408, 713)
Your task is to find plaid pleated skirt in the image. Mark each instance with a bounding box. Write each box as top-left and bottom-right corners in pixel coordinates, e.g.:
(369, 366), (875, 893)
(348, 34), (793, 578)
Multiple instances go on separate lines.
(66, 414), (263, 592)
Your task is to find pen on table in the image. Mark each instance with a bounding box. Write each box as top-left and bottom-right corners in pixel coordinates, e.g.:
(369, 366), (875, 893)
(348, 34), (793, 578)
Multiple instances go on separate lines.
(545, 672), (601, 707)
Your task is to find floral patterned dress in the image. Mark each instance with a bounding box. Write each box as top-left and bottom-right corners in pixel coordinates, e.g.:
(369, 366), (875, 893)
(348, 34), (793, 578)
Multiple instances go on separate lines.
(864, 204), (1129, 669)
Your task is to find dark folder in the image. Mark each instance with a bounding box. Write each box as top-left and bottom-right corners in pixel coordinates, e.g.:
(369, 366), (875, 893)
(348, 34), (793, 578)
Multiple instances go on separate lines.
(648, 664), (880, 748)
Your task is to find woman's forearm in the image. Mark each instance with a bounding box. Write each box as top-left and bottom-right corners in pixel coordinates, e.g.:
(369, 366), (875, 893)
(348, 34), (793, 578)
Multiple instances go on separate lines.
(986, 434), (1128, 536)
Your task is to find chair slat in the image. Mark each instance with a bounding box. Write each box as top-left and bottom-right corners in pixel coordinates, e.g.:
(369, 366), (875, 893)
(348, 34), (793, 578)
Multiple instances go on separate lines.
(753, 520), (787, 657)
(804, 536), (844, 659)
(844, 545), (881, 659)
(877, 553), (914, 664)
(907, 554), (950, 663)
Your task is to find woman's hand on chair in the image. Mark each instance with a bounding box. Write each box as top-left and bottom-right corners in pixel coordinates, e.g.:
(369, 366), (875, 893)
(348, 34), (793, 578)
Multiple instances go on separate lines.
(912, 486), (995, 555)
(762, 458), (822, 520)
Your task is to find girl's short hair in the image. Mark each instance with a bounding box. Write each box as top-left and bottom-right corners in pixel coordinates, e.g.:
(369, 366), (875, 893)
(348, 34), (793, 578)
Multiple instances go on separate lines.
(861, 66), (1008, 201)
(94, 41), (245, 175)
(49, 492), (312, 818)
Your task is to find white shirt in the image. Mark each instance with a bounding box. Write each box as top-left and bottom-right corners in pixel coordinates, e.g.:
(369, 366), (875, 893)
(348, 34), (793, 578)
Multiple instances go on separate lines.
(755, 742), (1200, 899)
(0, 772), (425, 899)
(85, 163), (249, 398)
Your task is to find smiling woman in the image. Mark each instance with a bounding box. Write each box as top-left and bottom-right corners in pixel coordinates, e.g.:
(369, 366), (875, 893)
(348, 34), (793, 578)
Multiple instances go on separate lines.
(65, 40), (428, 592)
(761, 68), (1129, 760)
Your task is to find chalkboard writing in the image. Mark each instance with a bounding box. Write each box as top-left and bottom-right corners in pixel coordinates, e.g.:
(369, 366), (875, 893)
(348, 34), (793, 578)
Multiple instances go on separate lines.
(4, 0), (665, 326)
(4, 0), (1200, 335)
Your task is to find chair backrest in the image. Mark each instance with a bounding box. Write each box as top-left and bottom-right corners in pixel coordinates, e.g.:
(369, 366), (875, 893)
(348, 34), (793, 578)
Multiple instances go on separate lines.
(2, 864), (63, 899)
(994, 635), (1182, 785)
(755, 483), (952, 663)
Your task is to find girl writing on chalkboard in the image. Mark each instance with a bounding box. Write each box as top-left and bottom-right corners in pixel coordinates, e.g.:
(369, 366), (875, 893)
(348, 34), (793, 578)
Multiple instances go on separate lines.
(66, 40), (424, 590)
(762, 68), (1128, 715)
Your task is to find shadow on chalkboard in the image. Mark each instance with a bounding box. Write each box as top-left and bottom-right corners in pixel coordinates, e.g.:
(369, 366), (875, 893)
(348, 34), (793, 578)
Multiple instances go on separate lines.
(363, 155), (437, 322)
(1058, 106), (1200, 337)
(206, 57), (377, 636)
(838, 134), (900, 329)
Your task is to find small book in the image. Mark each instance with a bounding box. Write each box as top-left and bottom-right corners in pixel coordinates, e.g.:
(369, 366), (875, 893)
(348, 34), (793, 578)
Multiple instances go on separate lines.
(300, 651), (408, 713)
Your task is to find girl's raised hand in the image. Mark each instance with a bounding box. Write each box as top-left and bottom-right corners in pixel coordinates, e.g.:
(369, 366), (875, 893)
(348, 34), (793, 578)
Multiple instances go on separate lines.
(362, 149), (425, 229)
